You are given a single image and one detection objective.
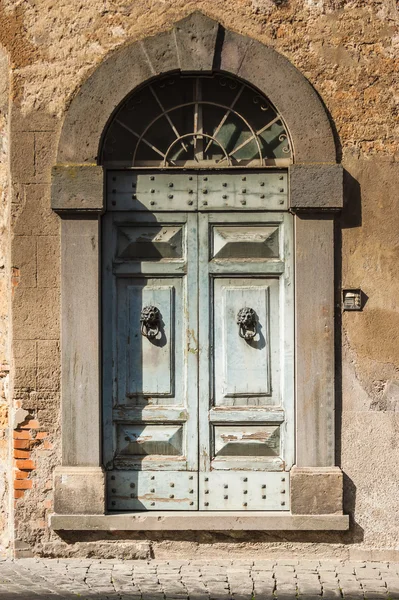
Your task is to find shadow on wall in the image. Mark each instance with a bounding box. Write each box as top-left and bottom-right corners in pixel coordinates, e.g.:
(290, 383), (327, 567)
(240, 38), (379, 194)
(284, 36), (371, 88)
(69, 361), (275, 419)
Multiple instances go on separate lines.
(55, 523), (365, 551)
(334, 168), (362, 466)
(341, 170), (362, 230)
(334, 168), (363, 544)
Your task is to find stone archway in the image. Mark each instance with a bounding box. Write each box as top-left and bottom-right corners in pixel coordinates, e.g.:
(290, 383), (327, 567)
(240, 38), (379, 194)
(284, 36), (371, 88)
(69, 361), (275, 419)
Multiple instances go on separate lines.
(51, 12), (347, 531)
(57, 12), (335, 166)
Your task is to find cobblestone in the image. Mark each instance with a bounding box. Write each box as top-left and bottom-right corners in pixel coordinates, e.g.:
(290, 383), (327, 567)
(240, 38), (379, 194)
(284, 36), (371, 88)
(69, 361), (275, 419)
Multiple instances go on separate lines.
(0, 558), (398, 598)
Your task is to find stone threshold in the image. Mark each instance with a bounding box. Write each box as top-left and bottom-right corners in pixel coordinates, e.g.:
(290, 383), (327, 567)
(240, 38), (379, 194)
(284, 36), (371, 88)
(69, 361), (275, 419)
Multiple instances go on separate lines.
(51, 512), (349, 531)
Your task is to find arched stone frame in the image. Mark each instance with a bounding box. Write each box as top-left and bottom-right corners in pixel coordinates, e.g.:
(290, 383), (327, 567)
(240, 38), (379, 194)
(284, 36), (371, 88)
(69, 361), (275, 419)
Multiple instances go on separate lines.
(51, 12), (348, 530)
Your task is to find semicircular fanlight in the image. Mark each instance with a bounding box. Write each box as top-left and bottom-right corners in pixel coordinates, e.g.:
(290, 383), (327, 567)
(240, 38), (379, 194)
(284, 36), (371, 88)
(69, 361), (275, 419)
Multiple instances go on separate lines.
(101, 73), (292, 168)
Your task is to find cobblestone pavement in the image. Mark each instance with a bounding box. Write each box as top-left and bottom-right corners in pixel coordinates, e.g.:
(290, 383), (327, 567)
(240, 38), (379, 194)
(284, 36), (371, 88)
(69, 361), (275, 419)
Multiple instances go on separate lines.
(0, 558), (398, 599)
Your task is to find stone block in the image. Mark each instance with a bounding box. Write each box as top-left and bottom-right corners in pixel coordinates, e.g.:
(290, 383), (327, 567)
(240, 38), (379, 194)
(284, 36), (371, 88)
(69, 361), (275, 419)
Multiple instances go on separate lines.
(290, 467), (343, 515)
(61, 217), (100, 466)
(10, 104), (58, 133)
(34, 132), (57, 184)
(51, 165), (104, 212)
(12, 287), (59, 341)
(53, 466), (105, 515)
(219, 29), (252, 75)
(37, 236), (60, 288)
(11, 236), (37, 288)
(289, 164), (343, 210)
(13, 539), (34, 558)
(0, 51), (8, 115)
(295, 216), (335, 467)
(13, 340), (36, 391)
(36, 340), (60, 391)
(141, 29), (179, 75)
(10, 131), (35, 184)
(10, 182), (24, 205)
(174, 12), (219, 71)
(12, 184), (59, 236)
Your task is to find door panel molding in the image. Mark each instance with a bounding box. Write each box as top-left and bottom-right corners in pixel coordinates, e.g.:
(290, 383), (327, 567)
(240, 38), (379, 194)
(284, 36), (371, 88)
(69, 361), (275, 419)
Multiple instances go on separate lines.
(198, 210), (294, 494)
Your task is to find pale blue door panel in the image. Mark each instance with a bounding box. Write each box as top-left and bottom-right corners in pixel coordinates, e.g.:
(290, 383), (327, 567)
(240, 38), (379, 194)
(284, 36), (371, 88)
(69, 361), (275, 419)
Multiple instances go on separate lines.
(103, 206), (198, 509)
(106, 172), (199, 212)
(129, 284), (174, 396)
(116, 279), (180, 402)
(199, 472), (289, 511)
(108, 471), (198, 510)
(198, 211), (294, 505)
(212, 226), (280, 259)
(214, 279), (280, 404)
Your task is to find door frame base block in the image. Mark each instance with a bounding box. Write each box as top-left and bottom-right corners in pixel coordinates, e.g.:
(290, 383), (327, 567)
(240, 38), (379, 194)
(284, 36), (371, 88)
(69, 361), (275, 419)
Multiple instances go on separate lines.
(54, 466), (106, 515)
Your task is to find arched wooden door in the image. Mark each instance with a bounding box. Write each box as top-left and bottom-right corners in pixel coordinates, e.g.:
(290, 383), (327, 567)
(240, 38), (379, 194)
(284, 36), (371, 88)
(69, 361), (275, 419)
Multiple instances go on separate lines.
(102, 73), (294, 511)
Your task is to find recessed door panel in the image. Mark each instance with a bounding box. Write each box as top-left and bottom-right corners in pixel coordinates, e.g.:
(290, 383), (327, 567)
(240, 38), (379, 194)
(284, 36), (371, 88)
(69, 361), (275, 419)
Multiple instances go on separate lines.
(214, 279), (280, 405)
(117, 225), (184, 260)
(117, 281), (178, 401)
(212, 226), (280, 259)
(213, 425), (280, 457)
(117, 424), (184, 456)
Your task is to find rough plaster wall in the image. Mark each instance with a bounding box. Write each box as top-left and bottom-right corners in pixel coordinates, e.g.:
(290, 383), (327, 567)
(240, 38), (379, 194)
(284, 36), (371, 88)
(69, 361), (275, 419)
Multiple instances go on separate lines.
(0, 45), (10, 555)
(340, 157), (399, 556)
(0, 0), (398, 558)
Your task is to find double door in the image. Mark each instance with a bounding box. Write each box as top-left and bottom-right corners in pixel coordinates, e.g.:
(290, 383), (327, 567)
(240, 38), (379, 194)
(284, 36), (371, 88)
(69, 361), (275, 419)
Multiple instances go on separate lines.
(103, 172), (294, 511)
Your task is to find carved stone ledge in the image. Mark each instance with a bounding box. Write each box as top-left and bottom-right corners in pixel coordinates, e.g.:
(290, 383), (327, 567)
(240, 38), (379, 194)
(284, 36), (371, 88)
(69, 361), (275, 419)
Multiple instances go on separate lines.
(51, 511), (349, 531)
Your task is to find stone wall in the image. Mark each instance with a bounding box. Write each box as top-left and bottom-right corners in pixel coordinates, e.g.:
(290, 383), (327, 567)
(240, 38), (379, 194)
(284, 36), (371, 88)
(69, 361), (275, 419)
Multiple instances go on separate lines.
(0, 0), (398, 558)
(0, 45), (10, 555)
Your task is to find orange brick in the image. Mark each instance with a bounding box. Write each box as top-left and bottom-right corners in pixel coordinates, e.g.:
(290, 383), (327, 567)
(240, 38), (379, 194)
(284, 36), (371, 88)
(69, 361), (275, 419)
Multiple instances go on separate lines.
(14, 479), (32, 490)
(13, 440), (31, 450)
(15, 459), (35, 471)
(13, 430), (31, 440)
(13, 449), (30, 459)
(35, 432), (48, 440)
(35, 520), (46, 528)
(43, 441), (53, 450)
(15, 470), (29, 480)
(43, 499), (52, 509)
(21, 419), (40, 430)
(14, 490), (25, 499)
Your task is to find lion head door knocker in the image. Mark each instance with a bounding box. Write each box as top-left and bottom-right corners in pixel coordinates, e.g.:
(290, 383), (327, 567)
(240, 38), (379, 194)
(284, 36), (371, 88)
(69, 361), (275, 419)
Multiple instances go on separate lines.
(140, 305), (161, 340)
(237, 307), (257, 340)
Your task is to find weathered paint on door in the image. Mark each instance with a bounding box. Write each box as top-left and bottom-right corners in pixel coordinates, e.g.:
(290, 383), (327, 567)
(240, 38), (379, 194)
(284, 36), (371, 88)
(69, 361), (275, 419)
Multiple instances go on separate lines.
(103, 172), (294, 511)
